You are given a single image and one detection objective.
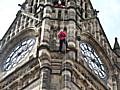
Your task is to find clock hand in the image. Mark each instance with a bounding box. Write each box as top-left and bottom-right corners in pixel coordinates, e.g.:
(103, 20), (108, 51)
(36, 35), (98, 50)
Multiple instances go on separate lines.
(17, 49), (24, 56)
(17, 51), (22, 56)
(91, 58), (95, 63)
(99, 70), (106, 78)
(91, 58), (101, 67)
(17, 45), (28, 56)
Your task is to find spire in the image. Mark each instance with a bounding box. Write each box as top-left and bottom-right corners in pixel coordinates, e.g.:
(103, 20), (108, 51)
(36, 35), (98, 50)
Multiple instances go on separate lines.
(113, 37), (120, 57)
(113, 37), (120, 50)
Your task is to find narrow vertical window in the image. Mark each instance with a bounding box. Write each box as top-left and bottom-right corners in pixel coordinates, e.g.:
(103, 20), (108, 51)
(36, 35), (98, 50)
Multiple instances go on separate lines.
(58, 10), (61, 19)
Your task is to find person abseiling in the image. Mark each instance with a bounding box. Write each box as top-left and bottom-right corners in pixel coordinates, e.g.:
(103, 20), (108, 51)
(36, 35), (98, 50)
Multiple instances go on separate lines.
(58, 29), (68, 52)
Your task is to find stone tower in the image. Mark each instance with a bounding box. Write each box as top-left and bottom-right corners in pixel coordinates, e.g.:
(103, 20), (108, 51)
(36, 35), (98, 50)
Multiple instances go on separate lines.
(0, 0), (120, 90)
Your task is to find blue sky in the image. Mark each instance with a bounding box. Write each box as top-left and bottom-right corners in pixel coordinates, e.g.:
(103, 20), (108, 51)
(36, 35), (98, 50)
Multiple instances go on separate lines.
(0, 0), (120, 48)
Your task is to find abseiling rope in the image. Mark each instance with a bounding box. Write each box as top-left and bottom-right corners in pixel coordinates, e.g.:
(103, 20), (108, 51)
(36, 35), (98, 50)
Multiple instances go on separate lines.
(63, 6), (67, 90)
(64, 43), (67, 89)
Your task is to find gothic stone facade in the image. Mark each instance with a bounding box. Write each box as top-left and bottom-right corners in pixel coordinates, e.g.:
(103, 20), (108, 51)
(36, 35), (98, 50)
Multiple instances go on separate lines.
(0, 0), (120, 90)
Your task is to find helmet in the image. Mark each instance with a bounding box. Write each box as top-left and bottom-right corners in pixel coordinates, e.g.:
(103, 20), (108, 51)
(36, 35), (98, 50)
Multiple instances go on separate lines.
(60, 29), (63, 32)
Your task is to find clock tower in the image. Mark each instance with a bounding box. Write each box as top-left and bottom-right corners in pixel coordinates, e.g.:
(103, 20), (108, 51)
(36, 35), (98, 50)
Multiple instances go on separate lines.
(0, 0), (120, 90)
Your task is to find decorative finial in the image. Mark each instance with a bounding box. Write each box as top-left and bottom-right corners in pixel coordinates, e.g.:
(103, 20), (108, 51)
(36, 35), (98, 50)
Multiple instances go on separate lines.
(94, 9), (99, 16)
(113, 37), (120, 49)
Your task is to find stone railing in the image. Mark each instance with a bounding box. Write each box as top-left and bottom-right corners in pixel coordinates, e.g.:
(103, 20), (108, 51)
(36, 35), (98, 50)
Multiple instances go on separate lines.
(0, 11), (40, 49)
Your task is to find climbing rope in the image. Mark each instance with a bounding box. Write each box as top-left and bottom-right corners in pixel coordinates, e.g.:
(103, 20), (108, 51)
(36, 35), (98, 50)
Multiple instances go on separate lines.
(62, 4), (67, 89)
(64, 41), (67, 89)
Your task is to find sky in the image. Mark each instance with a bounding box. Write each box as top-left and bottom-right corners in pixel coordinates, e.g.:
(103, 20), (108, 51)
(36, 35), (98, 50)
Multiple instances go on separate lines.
(0, 0), (120, 48)
(91, 0), (120, 48)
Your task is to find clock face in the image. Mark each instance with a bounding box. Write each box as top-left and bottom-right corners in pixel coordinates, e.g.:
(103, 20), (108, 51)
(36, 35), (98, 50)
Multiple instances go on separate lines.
(80, 42), (106, 79)
(3, 38), (36, 71)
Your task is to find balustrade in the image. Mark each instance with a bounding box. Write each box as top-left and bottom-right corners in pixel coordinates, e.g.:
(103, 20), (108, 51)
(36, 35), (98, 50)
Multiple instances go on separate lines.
(0, 11), (40, 48)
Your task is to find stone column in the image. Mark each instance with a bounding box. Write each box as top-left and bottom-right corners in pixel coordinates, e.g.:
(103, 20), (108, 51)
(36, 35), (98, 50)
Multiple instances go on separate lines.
(41, 19), (50, 44)
(38, 49), (51, 90)
(68, 8), (76, 42)
(61, 50), (74, 90)
(41, 6), (52, 45)
(112, 70), (118, 90)
(39, 67), (51, 90)
(113, 81), (117, 90)
(61, 62), (72, 90)
(67, 21), (76, 49)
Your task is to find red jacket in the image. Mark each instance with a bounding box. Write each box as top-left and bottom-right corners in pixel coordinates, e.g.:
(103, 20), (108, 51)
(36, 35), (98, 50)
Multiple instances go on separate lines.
(58, 31), (67, 40)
